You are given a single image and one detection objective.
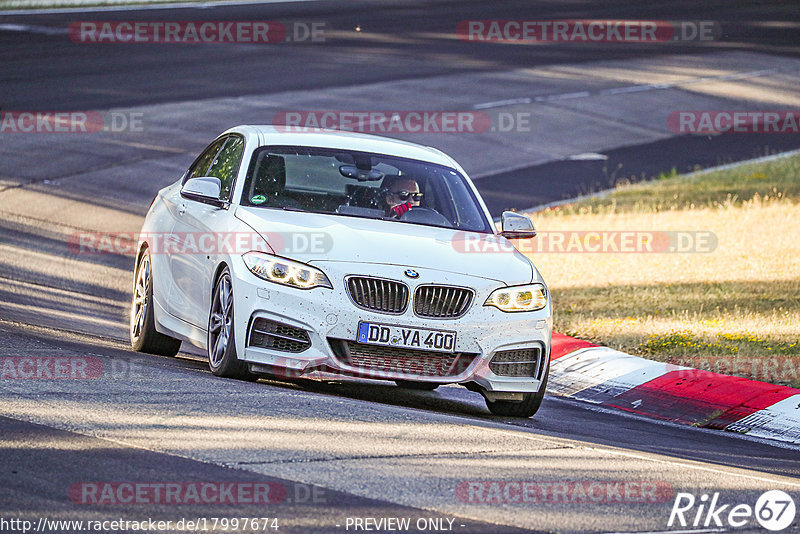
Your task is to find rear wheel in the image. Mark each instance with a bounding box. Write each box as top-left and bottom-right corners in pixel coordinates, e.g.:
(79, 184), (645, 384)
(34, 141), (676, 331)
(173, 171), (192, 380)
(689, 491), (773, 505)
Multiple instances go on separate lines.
(207, 268), (257, 381)
(130, 249), (181, 357)
(485, 364), (549, 418)
(395, 380), (439, 391)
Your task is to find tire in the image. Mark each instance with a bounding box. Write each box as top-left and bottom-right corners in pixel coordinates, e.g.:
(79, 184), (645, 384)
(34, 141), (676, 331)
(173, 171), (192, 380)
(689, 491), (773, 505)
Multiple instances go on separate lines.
(395, 380), (439, 391)
(485, 363), (549, 418)
(130, 249), (182, 357)
(207, 268), (257, 381)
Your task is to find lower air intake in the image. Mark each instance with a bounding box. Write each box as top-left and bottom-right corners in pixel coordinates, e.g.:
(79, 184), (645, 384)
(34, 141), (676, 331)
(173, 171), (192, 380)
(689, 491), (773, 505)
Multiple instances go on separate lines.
(328, 339), (477, 377)
(489, 348), (543, 378)
(248, 318), (310, 353)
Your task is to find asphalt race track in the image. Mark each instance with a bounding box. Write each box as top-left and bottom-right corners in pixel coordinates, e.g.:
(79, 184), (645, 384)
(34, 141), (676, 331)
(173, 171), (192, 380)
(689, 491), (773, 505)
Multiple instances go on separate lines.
(1, 1), (800, 532)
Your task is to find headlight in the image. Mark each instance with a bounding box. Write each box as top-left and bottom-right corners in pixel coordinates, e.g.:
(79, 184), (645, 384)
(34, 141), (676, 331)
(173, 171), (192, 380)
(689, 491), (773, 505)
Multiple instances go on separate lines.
(243, 252), (332, 289)
(484, 283), (547, 312)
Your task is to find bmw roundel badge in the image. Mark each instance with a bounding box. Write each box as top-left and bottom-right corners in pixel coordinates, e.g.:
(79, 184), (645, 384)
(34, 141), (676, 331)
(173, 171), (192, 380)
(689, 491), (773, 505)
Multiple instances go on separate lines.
(404, 269), (419, 279)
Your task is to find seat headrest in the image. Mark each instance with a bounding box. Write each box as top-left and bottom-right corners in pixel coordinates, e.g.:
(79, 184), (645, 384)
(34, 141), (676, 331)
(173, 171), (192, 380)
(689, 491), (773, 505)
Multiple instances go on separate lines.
(252, 154), (286, 196)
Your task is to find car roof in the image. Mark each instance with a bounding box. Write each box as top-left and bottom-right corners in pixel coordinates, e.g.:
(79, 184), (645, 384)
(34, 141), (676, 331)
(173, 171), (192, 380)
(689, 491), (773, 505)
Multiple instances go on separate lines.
(224, 125), (457, 168)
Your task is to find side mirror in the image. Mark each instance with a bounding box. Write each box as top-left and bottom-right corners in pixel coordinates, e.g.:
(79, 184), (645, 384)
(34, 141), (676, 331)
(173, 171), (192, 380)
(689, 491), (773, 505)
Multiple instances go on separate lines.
(180, 177), (226, 207)
(499, 211), (536, 239)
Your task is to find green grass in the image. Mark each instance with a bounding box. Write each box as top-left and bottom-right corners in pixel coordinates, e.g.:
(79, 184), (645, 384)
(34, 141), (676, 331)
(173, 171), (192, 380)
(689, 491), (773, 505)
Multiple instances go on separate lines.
(552, 153), (800, 215)
(527, 153), (800, 386)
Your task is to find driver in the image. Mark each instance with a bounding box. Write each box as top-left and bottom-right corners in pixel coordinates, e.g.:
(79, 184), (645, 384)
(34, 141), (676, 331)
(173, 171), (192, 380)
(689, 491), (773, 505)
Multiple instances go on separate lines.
(383, 176), (423, 218)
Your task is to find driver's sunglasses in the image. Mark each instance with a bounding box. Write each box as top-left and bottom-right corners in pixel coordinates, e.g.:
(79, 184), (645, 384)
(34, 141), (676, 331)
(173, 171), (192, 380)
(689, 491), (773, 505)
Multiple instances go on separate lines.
(392, 190), (423, 201)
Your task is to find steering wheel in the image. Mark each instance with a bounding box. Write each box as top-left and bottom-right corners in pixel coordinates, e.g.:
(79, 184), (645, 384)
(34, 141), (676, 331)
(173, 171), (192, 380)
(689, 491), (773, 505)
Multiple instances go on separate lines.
(399, 206), (451, 226)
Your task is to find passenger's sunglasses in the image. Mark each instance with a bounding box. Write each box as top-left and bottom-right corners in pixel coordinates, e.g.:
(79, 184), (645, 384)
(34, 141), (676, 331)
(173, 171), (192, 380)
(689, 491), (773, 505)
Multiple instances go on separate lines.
(391, 190), (423, 201)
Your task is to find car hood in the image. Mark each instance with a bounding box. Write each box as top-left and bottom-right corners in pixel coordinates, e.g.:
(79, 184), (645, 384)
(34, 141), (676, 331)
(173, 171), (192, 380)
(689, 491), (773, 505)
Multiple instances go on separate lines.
(235, 207), (535, 285)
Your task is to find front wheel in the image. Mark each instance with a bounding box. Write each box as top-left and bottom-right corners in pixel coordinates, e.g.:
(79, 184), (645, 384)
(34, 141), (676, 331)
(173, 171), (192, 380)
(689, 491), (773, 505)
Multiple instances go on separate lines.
(207, 268), (257, 381)
(485, 364), (549, 418)
(130, 249), (181, 357)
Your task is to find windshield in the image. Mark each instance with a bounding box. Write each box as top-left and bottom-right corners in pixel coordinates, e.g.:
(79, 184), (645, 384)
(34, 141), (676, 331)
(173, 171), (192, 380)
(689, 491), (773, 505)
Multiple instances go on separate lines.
(240, 146), (493, 233)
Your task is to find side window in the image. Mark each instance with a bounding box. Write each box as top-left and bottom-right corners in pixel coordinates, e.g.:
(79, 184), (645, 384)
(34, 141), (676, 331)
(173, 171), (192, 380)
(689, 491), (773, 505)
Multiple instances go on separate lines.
(185, 138), (227, 183)
(207, 136), (245, 201)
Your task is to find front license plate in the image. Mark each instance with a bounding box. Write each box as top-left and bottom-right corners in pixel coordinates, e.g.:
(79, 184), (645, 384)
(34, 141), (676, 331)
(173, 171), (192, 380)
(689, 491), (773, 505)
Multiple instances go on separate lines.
(357, 322), (457, 353)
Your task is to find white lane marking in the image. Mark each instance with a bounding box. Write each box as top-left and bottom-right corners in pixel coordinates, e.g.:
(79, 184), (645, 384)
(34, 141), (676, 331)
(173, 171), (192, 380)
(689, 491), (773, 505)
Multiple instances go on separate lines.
(474, 68), (785, 110)
(565, 152), (608, 160)
(473, 97), (532, 110)
(602, 84), (660, 95)
(0, 23), (67, 35)
(0, 0), (318, 15)
(539, 90), (591, 101)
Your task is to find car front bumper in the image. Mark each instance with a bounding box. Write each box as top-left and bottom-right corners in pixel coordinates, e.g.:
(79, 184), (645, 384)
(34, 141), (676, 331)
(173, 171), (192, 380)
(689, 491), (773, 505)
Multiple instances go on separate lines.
(230, 258), (552, 394)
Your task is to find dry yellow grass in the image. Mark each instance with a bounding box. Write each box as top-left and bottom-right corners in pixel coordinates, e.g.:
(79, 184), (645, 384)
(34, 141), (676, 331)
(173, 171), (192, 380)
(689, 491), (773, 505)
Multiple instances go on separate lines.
(523, 154), (800, 386)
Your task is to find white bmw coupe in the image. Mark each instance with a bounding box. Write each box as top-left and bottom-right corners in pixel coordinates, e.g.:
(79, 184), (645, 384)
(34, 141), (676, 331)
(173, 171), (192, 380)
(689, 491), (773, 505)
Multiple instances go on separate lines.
(130, 125), (552, 417)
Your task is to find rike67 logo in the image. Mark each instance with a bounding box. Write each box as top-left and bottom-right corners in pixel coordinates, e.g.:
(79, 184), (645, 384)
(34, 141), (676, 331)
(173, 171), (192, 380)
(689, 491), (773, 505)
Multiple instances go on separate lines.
(669, 490), (796, 531)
